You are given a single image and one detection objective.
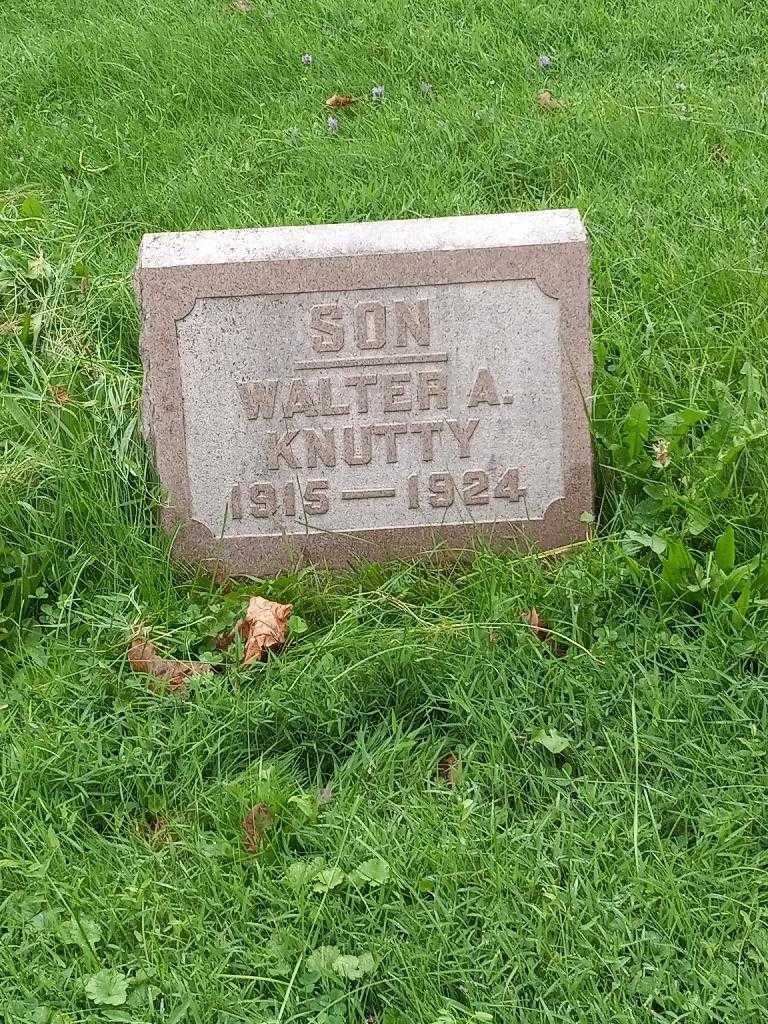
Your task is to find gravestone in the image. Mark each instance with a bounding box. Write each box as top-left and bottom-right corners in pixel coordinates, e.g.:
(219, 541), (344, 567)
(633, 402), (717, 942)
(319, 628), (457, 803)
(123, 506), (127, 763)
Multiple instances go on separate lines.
(134, 210), (593, 575)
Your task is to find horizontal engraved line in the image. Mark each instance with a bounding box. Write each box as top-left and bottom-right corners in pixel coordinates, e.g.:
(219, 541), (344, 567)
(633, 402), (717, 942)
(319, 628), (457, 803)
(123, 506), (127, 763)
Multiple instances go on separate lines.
(293, 353), (449, 370)
(341, 488), (397, 500)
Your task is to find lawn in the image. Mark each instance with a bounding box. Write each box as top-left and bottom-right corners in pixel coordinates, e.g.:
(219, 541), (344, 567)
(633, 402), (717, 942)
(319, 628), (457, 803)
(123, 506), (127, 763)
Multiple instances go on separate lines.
(2, 0), (768, 1021)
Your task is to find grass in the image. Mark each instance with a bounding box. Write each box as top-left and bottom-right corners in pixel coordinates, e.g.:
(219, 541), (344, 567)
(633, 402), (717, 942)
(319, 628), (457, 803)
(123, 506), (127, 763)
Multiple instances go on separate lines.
(1, 0), (768, 1020)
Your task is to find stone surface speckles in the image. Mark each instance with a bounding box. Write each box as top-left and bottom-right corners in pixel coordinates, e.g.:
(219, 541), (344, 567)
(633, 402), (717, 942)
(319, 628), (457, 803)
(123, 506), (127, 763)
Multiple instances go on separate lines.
(134, 210), (593, 575)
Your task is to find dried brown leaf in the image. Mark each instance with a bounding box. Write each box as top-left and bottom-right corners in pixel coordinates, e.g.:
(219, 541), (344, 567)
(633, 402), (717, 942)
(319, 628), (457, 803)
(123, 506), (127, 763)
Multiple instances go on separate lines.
(79, 275), (91, 295)
(326, 94), (355, 108)
(224, 595), (293, 665)
(51, 386), (71, 405)
(243, 803), (274, 853)
(127, 631), (213, 695)
(521, 608), (565, 656)
(521, 607), (549, 640)
(318, 784), (334, 806)
(437, 752), (460, 787)
(231, 0), (253, 10)
(537, 89), (562, 111)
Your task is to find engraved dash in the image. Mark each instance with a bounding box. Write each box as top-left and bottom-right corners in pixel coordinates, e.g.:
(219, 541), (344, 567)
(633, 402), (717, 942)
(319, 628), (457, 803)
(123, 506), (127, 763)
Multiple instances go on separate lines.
(294, 353), (449, 370)
(341, 487), (396, 501)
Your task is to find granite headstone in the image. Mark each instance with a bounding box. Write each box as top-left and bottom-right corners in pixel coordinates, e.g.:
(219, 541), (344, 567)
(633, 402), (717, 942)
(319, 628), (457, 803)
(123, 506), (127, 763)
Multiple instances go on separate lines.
(134, 210), (593, 575)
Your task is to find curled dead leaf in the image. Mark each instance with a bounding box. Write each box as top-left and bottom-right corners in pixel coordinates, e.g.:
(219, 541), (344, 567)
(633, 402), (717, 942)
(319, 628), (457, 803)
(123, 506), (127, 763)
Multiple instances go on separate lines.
(220, 595), (293, 665)
(521, 608), (565, 656)
(437, 752), (460, 787)
(243, 803), (274, 853)
(537, 89), (562, 111)
(128, 630), (213, 694)
(522, 607), (548, 640)
(51, 386), (71, 405)
(326, 94), (355, 108)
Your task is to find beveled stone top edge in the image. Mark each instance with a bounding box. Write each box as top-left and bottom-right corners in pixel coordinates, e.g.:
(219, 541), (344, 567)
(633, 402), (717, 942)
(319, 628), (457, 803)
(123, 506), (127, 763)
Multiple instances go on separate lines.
(137, 209), (586, 269)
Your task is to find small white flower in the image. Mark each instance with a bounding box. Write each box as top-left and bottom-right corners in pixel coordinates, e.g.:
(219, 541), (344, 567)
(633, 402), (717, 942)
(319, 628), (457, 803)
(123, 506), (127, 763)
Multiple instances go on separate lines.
(327, 114), (339, 135)
(538, 54), (553, 69)
(301, 53), (313, 65)
(372, 84), (384, 101)
(652, 438), (671, 468)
